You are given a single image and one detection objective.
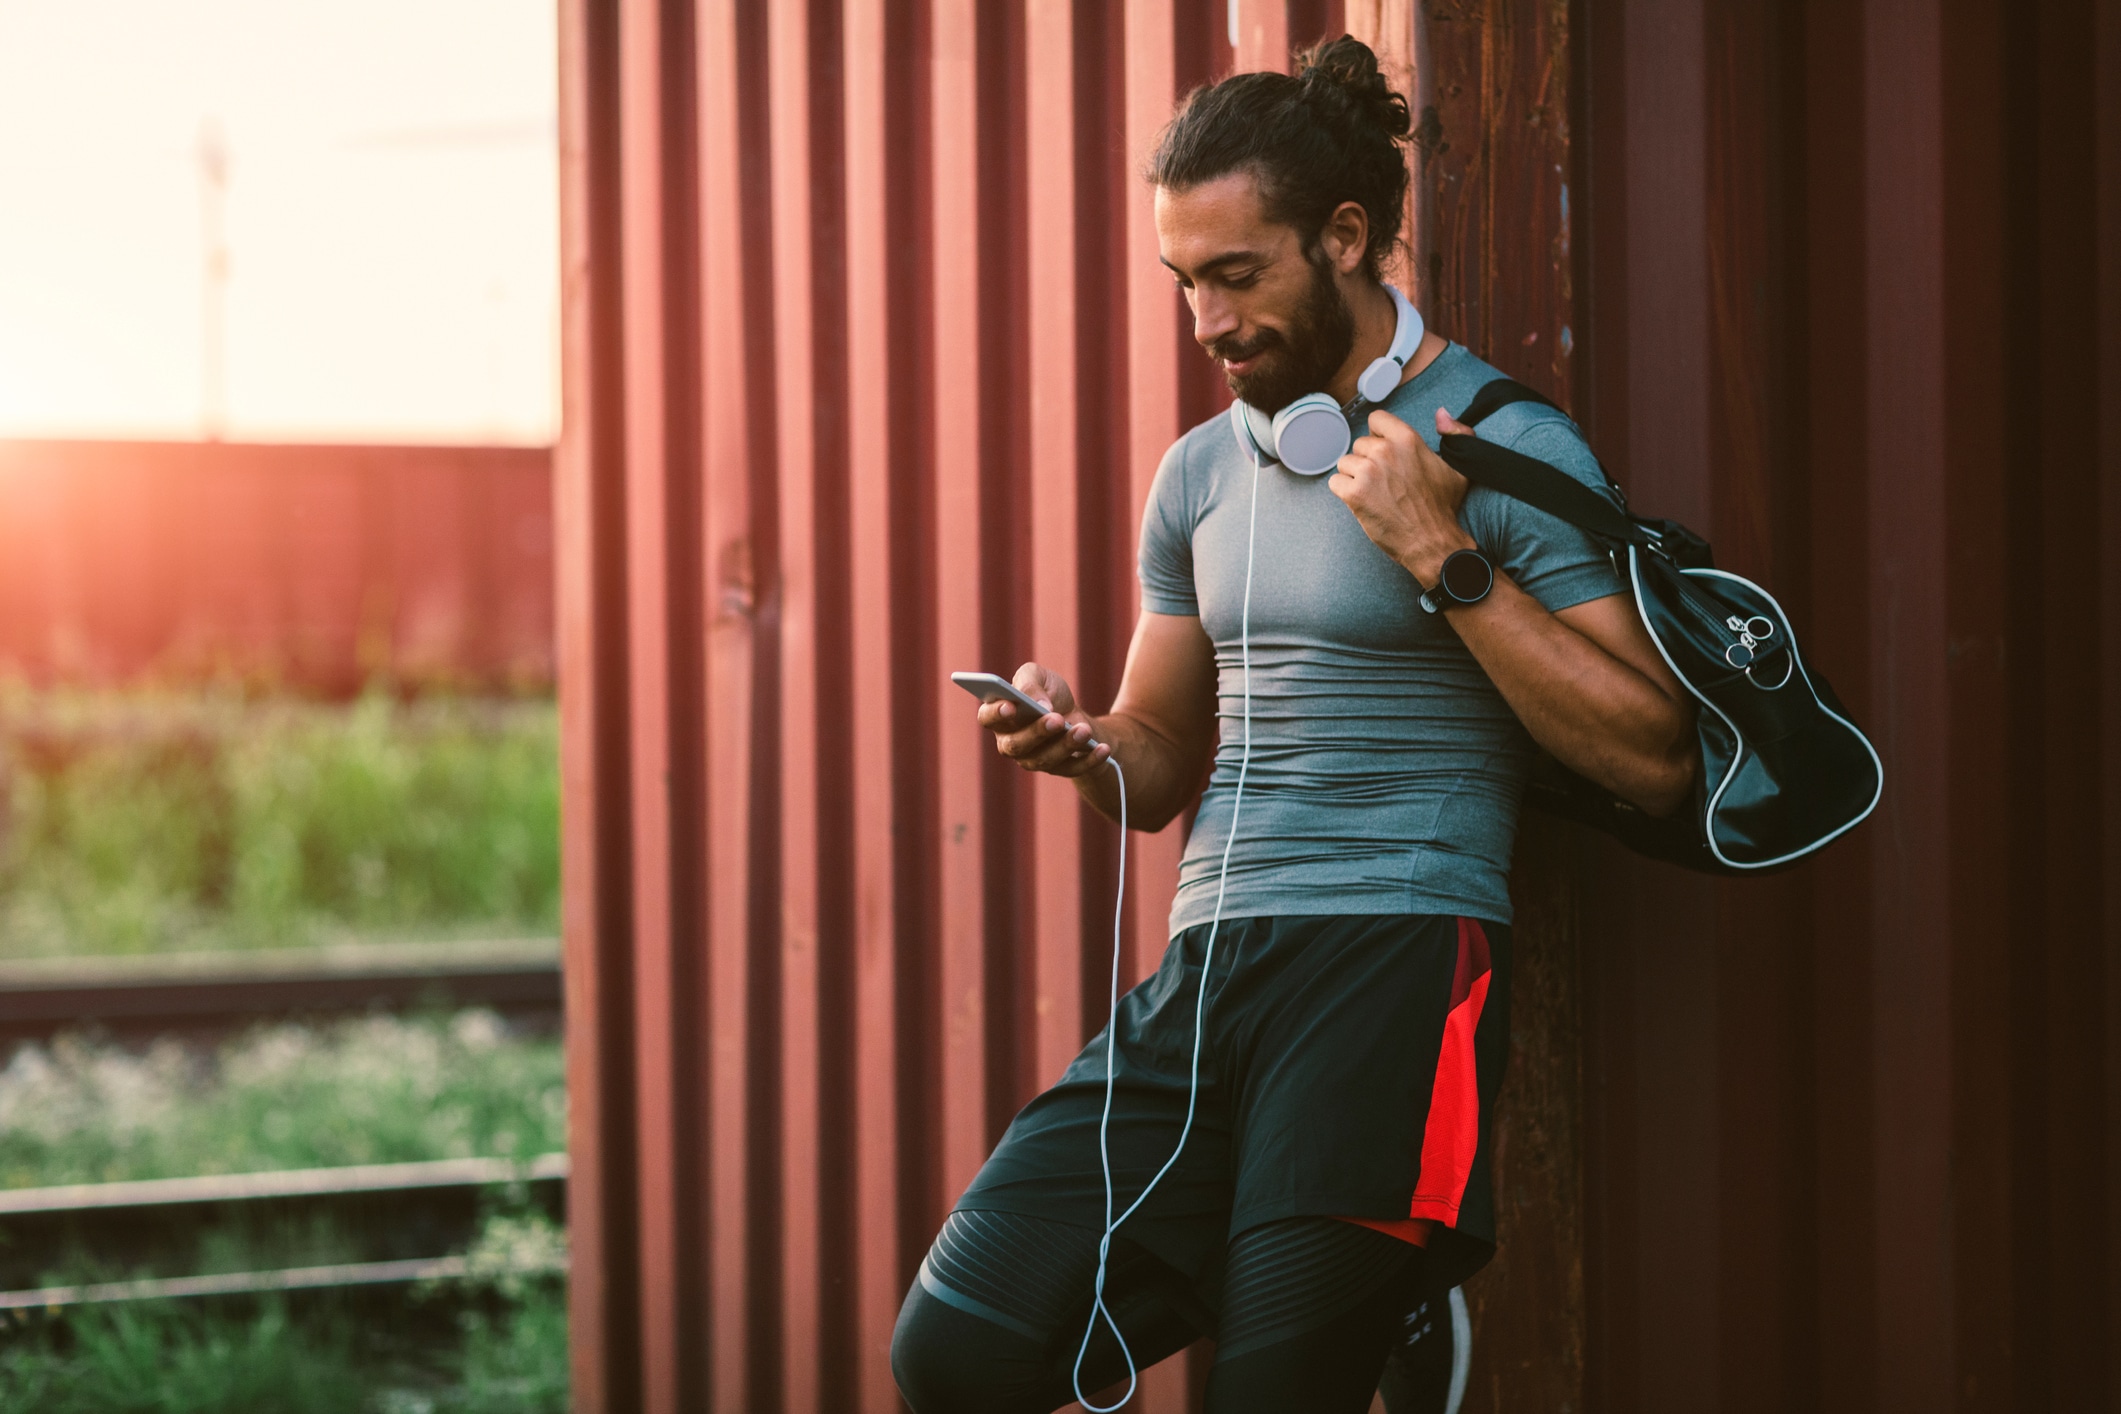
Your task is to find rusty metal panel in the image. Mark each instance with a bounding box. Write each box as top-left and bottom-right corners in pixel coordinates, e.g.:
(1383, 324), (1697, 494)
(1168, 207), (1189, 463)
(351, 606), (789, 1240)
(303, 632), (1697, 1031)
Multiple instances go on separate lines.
(558, 3), (1249, 1410)
(1571, 1), (2119, 1411)
(1412, 0), (1574, 408)
(555, 2), (1567, 1410)
(1393, 8), (1596, 1414)
(554, 1), (640, 1411)
(557, 1), (2119, 1411)
(2094, 0), (2121, 1386)
(838, 1), (918, 1405)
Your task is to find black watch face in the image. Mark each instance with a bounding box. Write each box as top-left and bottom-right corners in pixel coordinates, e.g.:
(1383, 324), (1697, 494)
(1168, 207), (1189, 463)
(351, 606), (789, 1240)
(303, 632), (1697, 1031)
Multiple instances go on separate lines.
(1441, 550), (1493, 602)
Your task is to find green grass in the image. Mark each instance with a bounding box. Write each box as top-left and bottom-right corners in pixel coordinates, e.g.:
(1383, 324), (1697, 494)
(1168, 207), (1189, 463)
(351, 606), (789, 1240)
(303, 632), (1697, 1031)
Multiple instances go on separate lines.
(0, 1012), (566, 1189)
(0, 1232), (572, 1414)
(0, 1298), (375, 1414)
(0, 689), (559, 959)
(0, 1016), (573, 1411)
(418, 1212), (572, 1414)
(0, 692), (572, 1412)
(443, 1289), (570, 1414)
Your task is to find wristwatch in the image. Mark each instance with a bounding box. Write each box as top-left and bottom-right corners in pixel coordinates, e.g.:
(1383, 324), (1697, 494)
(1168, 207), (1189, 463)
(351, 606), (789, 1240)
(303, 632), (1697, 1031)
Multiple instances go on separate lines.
(1419, 548), (1495, 614)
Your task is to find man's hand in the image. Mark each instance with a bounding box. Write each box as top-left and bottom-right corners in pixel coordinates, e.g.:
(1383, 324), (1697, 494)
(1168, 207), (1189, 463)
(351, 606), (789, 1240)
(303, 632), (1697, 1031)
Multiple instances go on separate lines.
(975, 662), (1111, 778)
(1332, 404), (1698, 815)
(1329, 406), (1479, 586)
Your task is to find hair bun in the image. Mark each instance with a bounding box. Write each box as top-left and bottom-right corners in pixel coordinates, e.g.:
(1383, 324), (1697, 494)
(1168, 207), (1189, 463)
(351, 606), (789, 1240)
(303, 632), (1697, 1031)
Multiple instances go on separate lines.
(1295, 35), (1411, 142)
(1147, 33), (1414, 278)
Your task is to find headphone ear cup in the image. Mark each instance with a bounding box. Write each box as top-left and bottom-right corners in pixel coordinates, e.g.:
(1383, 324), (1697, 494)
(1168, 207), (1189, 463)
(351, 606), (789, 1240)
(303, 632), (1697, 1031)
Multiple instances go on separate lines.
(1269, 394), (1351, 475)
(1230, 401), (1275, 463)
(1357, 355), (1403, 405)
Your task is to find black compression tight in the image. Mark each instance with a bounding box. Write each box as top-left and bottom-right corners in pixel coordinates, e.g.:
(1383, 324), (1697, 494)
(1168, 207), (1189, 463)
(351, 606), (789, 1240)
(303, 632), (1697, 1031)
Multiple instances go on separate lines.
(891, 1211), (1426, 1414)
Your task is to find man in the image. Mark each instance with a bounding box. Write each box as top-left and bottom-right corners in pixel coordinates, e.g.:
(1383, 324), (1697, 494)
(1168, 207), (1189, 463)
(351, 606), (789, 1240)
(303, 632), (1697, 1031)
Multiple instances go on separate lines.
(892, 36), (1696, 1414)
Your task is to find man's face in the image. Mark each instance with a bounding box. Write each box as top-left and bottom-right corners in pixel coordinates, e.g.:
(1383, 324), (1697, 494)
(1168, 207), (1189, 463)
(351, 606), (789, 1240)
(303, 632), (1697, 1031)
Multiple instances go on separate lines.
(1154, 171), (1355, 413)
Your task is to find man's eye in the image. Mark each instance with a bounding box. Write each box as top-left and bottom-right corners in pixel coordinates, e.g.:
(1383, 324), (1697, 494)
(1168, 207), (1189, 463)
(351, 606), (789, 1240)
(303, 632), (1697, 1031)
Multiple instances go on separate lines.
(1224, 270), (1261, 289)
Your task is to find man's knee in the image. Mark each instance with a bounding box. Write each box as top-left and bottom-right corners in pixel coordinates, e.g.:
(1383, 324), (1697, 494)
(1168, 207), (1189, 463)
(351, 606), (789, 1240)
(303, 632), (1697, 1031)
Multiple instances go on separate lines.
(891, 1279), (1055, 1414)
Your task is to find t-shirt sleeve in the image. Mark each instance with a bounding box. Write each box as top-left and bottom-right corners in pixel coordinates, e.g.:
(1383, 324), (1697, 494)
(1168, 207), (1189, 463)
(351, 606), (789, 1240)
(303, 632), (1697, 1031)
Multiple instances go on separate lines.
(1459, 413), (1628, 612)
(1136, 438), (1200, 616)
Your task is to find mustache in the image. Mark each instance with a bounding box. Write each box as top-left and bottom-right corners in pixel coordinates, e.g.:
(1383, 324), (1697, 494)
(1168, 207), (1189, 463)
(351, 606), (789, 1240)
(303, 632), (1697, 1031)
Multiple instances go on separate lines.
(1208, 329), (1286, 363)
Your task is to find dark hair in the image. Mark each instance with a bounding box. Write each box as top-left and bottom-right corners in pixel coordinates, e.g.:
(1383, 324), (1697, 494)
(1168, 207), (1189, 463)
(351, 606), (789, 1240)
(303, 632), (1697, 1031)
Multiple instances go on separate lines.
(1147, 35), (1412, 278)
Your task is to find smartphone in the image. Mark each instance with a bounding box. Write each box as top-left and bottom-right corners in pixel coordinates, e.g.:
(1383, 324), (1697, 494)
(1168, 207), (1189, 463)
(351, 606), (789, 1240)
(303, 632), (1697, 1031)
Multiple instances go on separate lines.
(949, 671), (1051, 719)
(952, 672), (1106, 761)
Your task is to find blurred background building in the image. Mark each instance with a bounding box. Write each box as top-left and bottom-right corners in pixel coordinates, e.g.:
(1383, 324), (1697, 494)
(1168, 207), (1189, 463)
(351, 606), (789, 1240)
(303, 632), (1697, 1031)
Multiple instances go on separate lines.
(0, 0), (561, 696)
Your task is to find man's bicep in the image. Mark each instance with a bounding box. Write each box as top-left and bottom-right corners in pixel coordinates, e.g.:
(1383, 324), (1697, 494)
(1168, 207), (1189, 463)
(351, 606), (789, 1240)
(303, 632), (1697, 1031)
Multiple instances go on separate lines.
(1109, 611), (1219, 754)
(1465, 418), (1628, 610)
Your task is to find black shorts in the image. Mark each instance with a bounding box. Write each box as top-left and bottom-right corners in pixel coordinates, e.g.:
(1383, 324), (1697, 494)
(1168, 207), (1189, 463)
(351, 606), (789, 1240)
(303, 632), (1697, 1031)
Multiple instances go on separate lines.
(953, 912), (1513, 1294)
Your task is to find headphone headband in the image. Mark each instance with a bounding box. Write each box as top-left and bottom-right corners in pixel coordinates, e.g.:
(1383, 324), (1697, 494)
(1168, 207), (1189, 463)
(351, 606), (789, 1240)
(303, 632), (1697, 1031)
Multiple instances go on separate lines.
(1356, 283), (1424, 404)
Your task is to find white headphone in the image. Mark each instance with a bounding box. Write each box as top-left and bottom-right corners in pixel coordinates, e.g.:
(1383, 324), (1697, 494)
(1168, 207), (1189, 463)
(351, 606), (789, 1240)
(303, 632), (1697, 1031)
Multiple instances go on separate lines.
(1227, 282), (1424, 476)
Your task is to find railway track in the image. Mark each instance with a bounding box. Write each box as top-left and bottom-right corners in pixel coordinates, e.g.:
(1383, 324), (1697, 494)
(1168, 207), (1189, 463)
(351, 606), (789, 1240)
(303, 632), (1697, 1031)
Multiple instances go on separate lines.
(0, 1154), (569, 1313)
(0, 943), (569, 1319)
(0, 937), (562, 1048)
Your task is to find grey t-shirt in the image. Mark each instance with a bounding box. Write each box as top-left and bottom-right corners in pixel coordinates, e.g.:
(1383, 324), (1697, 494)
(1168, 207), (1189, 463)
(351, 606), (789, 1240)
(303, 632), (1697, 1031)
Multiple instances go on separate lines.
(1138, 341), (1625, 935)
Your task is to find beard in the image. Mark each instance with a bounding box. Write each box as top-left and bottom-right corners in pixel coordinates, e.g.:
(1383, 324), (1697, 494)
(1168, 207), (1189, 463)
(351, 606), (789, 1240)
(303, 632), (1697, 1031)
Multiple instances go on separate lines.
(1209, 252), (1357, 413)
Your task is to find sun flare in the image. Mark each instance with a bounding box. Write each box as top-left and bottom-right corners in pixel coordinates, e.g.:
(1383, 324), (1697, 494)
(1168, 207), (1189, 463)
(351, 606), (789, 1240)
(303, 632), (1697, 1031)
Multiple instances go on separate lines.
(0, 0), (558, 446)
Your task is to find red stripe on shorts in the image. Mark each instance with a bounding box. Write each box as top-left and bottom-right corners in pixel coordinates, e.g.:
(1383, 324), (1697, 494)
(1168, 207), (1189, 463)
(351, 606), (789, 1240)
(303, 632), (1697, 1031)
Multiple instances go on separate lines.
(1407, 918), (1492, 1225)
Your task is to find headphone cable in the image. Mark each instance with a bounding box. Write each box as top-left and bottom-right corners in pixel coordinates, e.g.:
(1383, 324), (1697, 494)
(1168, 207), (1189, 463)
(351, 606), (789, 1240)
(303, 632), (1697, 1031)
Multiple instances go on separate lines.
(1073, 450), (1260, 1411)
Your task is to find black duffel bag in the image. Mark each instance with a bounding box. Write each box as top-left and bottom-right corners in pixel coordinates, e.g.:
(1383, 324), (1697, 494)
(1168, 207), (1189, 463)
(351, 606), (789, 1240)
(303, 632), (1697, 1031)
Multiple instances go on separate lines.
(1437, 378), (1883, 875)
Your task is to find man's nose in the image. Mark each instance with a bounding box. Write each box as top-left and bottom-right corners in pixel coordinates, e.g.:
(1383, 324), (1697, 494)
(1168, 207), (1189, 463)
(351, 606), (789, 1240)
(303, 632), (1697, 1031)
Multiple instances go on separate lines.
(1191, 290), (1238, 349)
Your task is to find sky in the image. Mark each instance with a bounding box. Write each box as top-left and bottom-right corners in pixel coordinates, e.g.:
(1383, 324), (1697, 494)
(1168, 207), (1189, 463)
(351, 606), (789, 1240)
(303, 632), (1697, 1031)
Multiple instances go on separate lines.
(0, 0), (558, 446)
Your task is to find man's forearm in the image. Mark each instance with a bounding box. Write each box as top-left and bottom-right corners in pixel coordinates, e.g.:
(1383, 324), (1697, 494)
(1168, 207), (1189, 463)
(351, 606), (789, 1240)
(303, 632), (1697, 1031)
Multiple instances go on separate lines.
(1070, 710), (1209, 831)
(1445, 577), (1696, 813)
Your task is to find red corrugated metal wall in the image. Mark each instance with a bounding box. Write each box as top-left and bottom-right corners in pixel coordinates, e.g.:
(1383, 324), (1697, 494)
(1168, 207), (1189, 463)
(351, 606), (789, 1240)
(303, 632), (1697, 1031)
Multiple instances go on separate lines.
(556, 0), (2120, 1410)
(0, 440), (553, 693)
(1570, 2), (2120, 1410)
(558, 5), (1346, 1409)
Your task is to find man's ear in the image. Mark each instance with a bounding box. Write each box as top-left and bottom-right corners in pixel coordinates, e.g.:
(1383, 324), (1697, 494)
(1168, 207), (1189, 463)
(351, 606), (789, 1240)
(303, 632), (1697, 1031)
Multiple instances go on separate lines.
(1316, 200), (1370, 275)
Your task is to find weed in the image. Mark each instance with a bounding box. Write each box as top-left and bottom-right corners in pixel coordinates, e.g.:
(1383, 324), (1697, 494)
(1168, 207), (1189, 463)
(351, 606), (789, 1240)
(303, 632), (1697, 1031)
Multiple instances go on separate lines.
(0, 690), (559, 958)
(0, 1298), (372, 1414)
(0, 1011), (565, 1188)
(443, 1281), (570, 1414)
(416, 1209), (571, 1414)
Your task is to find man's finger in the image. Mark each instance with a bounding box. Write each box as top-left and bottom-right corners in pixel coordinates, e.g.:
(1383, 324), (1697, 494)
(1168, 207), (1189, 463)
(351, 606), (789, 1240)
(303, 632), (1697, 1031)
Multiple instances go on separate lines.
(1052, 742), (1112, 777)
(993, 729), (1047, 760)
(1348, 433), (1398, 463)
(1013, 662), (1060, 712)
(1016, 737), (1092, 774)
(992, 712), (1062, 752)
(981, 702), (1055, 737)
(1001, 713), (1096, 762)
(1366, 408), (1419, 446)
(1435, 408), (1474, 438)
(1335, 448), (1388, 484)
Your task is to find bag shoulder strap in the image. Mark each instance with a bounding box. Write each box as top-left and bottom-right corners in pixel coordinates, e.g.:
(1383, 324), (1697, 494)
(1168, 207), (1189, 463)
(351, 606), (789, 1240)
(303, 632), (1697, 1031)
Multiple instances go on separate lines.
(1456, 376), (1566, 427)
(1440, 379), (1645, 546)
